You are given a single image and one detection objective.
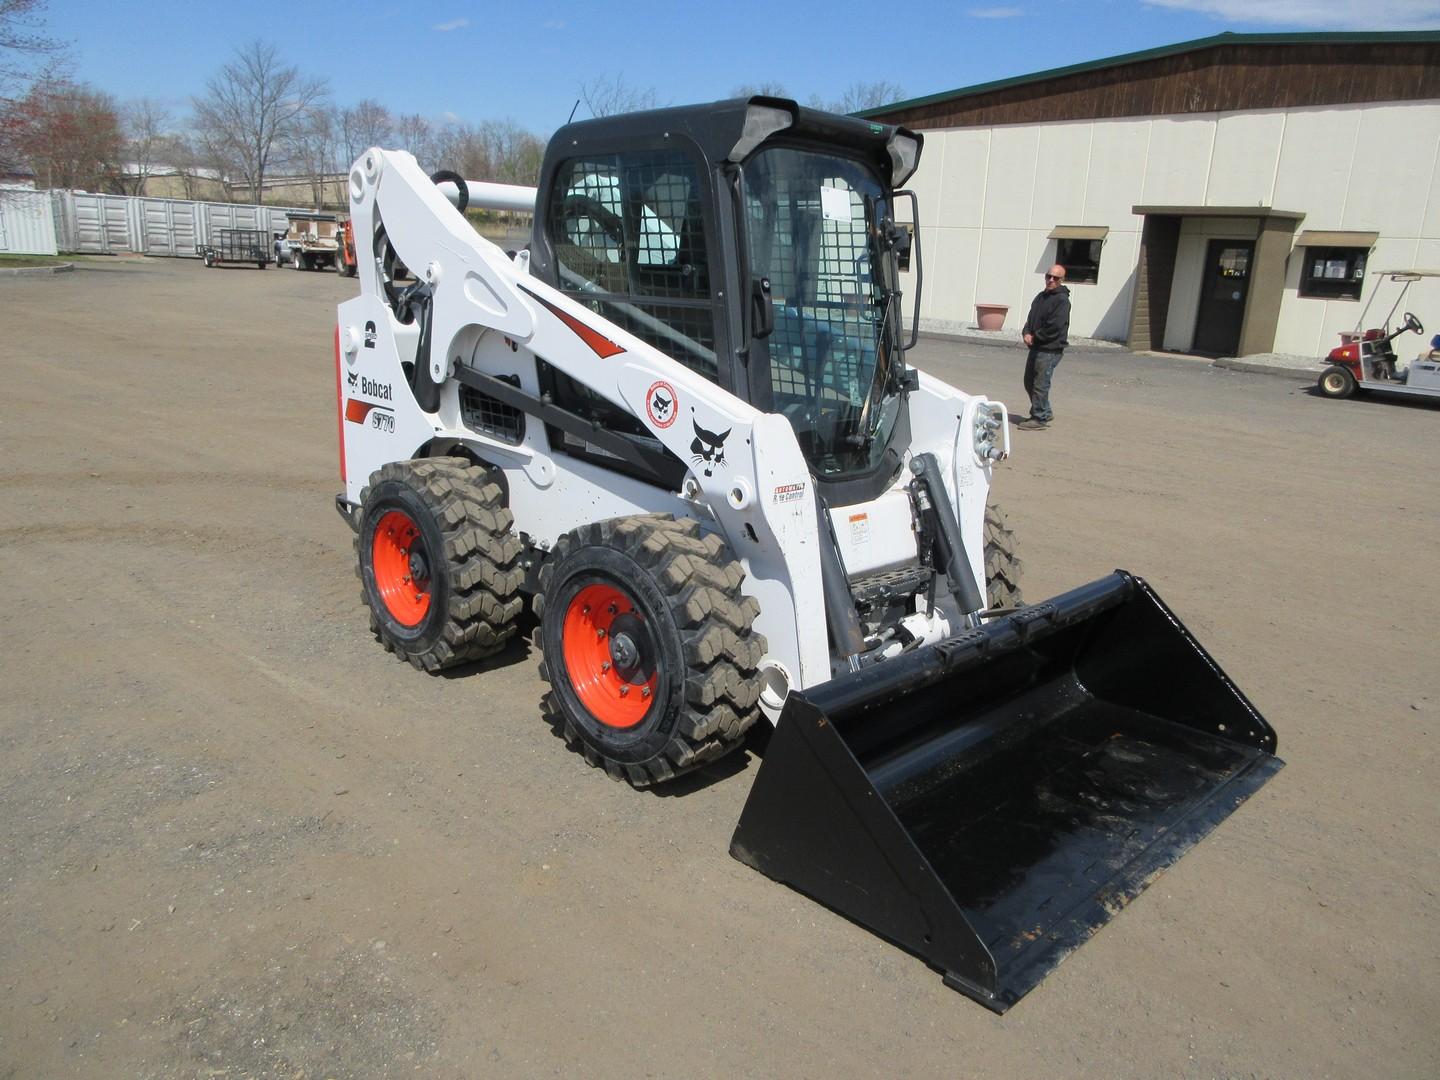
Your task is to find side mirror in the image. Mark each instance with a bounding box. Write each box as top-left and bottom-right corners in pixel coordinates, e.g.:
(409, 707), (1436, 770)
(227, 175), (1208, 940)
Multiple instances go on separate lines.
(895, 190), (922, 351)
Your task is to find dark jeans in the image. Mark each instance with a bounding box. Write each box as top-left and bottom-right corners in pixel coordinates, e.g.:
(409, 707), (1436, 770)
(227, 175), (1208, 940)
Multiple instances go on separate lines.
(1024, 347), (1064, 422)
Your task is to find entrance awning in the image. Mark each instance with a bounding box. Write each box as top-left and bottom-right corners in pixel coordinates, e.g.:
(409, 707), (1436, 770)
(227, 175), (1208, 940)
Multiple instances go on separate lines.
(1295, 230), (1378, 248)
(1132, 205), (1305, 220)
(1047, 225), (1109, 241)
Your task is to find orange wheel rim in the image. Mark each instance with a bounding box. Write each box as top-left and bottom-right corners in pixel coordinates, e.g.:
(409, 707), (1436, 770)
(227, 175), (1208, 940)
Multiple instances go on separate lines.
(372, 509), (431, 626)
(561, 583), (659, 729)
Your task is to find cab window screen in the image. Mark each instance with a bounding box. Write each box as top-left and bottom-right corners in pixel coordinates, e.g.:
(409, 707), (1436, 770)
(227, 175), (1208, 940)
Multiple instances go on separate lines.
(548, 150), (716, 381)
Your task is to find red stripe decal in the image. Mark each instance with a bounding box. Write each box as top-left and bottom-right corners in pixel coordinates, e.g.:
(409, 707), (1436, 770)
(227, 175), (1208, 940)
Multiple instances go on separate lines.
(520, 285), (626, 358)
(345, 398), (377, 424)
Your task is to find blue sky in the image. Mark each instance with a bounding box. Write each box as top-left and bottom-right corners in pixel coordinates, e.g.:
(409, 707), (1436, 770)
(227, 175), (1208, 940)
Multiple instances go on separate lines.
(39, 0), (1440, 132)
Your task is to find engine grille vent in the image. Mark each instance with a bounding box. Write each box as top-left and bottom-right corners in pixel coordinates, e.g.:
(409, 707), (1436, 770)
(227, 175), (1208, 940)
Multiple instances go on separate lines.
(459, 380), (525, 444)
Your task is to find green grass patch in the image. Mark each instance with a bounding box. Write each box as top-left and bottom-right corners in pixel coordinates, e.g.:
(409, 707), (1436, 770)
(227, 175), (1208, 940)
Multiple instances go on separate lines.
(0, 253), (85, 267)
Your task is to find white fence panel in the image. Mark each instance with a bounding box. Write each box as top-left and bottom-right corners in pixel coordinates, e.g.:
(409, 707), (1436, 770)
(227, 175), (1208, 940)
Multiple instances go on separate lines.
(0, 186), (59, 255)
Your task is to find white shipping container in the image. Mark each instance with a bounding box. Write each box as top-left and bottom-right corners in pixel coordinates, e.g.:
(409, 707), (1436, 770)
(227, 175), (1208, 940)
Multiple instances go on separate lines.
(0, 186), (59, 256)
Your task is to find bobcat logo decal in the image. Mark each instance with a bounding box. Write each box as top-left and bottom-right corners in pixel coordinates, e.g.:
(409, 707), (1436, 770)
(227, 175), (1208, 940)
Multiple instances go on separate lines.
(645, 380), (677, 429)
(690, 420), (730, 477)
(346, 369), (359, 388)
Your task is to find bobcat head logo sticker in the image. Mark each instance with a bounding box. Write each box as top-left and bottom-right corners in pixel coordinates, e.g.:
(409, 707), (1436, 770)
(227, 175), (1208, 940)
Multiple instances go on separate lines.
(691, 420), (730, 477)
(645, 380), (677, 428)
(346, 369), (359, 388)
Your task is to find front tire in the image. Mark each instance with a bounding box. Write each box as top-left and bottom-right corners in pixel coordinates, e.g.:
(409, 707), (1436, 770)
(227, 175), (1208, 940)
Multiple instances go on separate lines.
(536, 515), (765, 788)
(357, 459), (524, 671)
(1319, 365), (1357, 399)
(983, 501), (1023, 609)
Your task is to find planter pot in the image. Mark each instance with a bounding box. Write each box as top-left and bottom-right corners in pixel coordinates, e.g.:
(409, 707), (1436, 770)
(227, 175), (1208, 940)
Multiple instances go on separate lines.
(975, 303), (1008, 331)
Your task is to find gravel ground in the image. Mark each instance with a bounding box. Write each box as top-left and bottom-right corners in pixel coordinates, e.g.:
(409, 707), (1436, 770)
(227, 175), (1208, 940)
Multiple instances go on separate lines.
(1, 255), (1437, 1079)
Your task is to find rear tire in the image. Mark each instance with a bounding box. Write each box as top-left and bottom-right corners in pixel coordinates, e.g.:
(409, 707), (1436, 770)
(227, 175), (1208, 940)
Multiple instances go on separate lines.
(536, 515), (765, 788)
(357, 459), (524, 671)
(1319, 365), (1356, 399)
(983, 502), (1023, 609)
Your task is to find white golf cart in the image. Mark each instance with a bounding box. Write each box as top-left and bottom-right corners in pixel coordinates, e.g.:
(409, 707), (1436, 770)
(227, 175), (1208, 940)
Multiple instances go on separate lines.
(1317, 269), (1440, 401)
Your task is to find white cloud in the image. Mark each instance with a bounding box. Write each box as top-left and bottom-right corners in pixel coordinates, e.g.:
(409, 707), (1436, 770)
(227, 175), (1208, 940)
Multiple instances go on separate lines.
(542, 18), (567, 30)
(968, 6), (1024, 16)
(432, 17), (469, 31)
(1143, 1), (1440, 29)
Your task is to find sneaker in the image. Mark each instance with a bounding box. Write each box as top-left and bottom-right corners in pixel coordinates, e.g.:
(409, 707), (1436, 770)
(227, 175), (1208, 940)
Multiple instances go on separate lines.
(1016, 417), (1050, 430)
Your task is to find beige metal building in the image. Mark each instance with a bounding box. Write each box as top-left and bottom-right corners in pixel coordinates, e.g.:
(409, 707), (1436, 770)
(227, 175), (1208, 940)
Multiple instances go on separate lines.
(863, 31), (1440, 358)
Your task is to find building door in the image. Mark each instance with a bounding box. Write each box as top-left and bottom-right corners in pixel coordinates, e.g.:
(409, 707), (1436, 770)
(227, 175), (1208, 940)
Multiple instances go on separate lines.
(1192, 240), (1253, 356)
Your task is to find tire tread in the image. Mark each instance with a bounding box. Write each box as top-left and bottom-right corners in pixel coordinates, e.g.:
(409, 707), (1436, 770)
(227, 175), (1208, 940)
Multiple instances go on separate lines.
(357, 458), (523, 672)
(536, 513), (765, 788)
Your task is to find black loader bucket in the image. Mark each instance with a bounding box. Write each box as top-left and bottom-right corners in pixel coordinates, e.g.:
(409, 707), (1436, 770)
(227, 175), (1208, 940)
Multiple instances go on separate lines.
(730, 572), (1282, 1012)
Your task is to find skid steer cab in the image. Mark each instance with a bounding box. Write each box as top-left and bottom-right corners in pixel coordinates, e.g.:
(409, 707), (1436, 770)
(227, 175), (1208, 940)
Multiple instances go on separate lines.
(331, 97), (1281, 1010)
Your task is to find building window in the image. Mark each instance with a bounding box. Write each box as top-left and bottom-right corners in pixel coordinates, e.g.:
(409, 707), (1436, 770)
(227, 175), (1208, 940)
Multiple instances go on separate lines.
(1056, 237), (1101, 284)
(1299, 246), (1367, 300)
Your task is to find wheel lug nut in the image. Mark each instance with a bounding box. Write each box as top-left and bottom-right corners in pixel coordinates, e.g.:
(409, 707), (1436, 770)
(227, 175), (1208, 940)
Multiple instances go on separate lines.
(601, 661), (610, 672)
(619, 685), (629, 697)
(597, 628), (606, 639)
(402, 575), (410, 583)
(641, 687), (651, 699)
(607, 603), (618, 615)
(582, 605), (591, 614)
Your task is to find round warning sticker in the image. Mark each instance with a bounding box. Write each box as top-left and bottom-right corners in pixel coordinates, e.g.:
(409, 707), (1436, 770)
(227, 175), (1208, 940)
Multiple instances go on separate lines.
(645, 380), (678, 428)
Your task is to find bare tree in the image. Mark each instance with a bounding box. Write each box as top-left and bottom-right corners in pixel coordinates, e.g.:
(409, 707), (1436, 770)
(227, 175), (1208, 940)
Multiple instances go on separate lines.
(13, 78), (121, 190)
(578, 74), (657, 118)
(119, 97), (170, 195)
(339, 98), (392, 168)
(191, 40), (327, 203)
(833, 81), (905, 114)
(393, 112), (435, 171)
(160, 130), (209, 200)
(429, 118), (544, 186)
(0, 0), (66, 178)
(731, 81), (789, 98)
(0, 0), (62, 97)
(283, 103), (341, 207)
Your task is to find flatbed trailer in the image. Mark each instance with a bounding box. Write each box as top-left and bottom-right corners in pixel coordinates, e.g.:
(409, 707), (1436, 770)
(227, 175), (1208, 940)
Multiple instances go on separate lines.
(196, 228), (270, 269)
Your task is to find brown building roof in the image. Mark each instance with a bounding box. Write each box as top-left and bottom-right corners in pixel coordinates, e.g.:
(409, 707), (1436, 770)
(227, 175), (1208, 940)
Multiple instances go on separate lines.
(859, 31), (1440, 130)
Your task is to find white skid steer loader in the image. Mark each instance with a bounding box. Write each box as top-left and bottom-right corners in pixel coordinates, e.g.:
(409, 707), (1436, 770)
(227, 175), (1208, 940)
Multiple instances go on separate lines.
(333, 98), (1282, 1011)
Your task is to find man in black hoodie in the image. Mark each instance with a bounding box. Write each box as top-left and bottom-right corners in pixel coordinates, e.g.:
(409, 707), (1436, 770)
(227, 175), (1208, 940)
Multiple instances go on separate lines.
(1017, 264), (1071, 430)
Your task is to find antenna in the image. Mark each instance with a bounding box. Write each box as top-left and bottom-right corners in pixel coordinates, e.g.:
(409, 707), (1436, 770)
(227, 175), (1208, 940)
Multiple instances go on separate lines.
(567, 99), (580, 124)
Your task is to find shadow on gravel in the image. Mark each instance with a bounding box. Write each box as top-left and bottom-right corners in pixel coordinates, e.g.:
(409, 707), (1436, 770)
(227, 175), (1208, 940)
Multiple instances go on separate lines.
(436, 637), (534, 679)
(1305, 384), (1440, 410)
